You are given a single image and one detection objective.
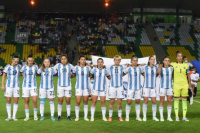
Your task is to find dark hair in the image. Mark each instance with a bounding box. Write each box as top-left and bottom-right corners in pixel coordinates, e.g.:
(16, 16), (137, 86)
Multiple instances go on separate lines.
(78, 55), (86, 66)
(27, 55), (33, 59)
(61, 54), (68, 59)
(176, 51), (182, 57)
(131, 55), (138, 61)
(12, 55), (19, 59)
(183, 56), (186, 59)
(148, 56), (154, 66)
(163, 56), (170, 67)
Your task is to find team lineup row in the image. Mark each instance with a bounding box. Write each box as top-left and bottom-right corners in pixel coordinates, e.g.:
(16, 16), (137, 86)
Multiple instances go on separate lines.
(1, 52), (193, 122)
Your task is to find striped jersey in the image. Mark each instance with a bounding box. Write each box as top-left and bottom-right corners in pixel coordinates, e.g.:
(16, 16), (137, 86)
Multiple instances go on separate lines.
(124, 66), (142, 90)
(20, 65), (38, 88)
(143, 65), (158, 88)
(3, 64), (21, 88)
(37, 67), (56, 89)
(90, 68), (110, 91)
(73, 66), (91, 89)
(108, 65), (126, 87)
(160, 66), (173, 89)
(54, 63), (74, 87)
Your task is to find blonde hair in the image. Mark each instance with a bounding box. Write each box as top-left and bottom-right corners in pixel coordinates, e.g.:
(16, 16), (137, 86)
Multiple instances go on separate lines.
(114, 55), (121, 60)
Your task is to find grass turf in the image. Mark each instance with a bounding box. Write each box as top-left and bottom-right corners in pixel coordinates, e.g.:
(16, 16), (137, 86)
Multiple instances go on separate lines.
(0, 76), (200, 133)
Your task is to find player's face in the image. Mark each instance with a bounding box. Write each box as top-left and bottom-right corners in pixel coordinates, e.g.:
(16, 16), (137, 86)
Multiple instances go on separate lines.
(79, 57), (86, 66)
(12, 59), (19, 66)
(27, 57), (34, 66)
(114, 58), (121, 66)
(163, 58), (170, 66)
(131, 58), (138, 66)
(184, 58), (187, 62)
(149, 57), (155, 65)
(176, 53), (183, 62)
(61, 56), (68, 65)
(97, 59), (104, 68)
(44, 59), (50, 68)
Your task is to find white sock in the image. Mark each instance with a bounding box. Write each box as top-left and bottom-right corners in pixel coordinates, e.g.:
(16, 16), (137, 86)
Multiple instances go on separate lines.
(13, 103), (18, 118)
(109, 109), (113, 117)
(159, 106), (163, 118)
(101, 107), (106, 119)
(66, 105), (71, 117)
(49, 101), (55, 116)
(135, 104), (140, 118)
(118, 110), (122, 117)
(167, 106), (172, 118)
(34, 108), (38, 116)
(152, 104), (157, 117)
(126, 104), (131, 118)
(84, 105), (88, 118)
(91, 106), (95, 119)
(75, 106), (80, 118)
(143, 104), (147, 118)
(25, 109), (29, 117)
(40, 101), (45, 117)
(6, 103), (11, 118)
(58, 104), (62, 117)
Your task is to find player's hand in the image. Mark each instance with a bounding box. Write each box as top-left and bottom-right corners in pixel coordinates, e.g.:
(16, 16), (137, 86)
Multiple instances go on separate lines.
(1, 86), (5, 91)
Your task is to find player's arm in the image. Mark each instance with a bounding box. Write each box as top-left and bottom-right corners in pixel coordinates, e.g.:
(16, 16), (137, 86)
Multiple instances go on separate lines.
(157, 64), (163, 75)
(187, 72), (192, 90)
(1, 72), (6, 91)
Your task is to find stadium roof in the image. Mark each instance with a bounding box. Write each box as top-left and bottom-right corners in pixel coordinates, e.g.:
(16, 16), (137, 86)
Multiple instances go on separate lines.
(1, 0), (200, 16)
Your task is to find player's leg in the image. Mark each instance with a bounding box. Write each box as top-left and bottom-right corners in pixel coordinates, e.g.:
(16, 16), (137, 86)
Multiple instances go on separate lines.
(39, 89), (46, 121)
(90, 91), (98, 121)
(182, 88), (189, 121)
(135, 90), (142, 121)
(108, 98), (115, 121)
(173, 87), (181, 121)
(151, 88), (158, 121)
(12, 88), (20, 121)
(125, 90), (133, 121)
(166, 94), (173, 121)
(117, 86), (124, 121)
(49, 98), (55, 121)
(100, 94), (107, 121)
(159, 89), (166, 121)
(65, 90), (72, 120)
(143, 88), (149, 121)
(5, 97), (12, 121)
(75, 89), (82, 121)
(83, 89), (89, 121)
(23, 88), (30, 121)
(31, 88), (38, 121)
(5, 87), (12, 121)
(191, 84), (195, 96)
(57, 88), (64, 120)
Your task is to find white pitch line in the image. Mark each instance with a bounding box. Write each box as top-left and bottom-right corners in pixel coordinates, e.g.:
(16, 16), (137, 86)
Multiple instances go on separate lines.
(193, 100), (200, 104)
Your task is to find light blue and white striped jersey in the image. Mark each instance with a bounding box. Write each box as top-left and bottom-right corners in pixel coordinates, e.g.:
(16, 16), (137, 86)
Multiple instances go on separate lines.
(143, 65), (158, 88)
(160, 66), (173, 89)
(3, 64), (21, 88)
(54, 63), (74, 87)
(37, 67), (56, 89)
(90, 68), (110, 91)
(108, 65), (126, 87)
(20, 65), (38, 88)
(73, 66), (91, 89)
(124, 66), (142, 90)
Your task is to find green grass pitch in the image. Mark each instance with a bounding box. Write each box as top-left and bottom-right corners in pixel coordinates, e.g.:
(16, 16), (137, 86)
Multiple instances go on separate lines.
(0, 76), (200, 133)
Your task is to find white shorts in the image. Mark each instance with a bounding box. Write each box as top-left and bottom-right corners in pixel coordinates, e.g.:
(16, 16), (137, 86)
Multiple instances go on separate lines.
(127, 89), (142, 100)
(91, 90), (106, 97)
(22, 87), (38, 97)
(5, 87), (20, 97)
(109, 86), (124, 99)
(143, 88), (156, 97)
(159, 88), (173, 96)
(39, 89), (55, 99)
(57, 86), (72, 97)
(75, 89), (89, 96)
